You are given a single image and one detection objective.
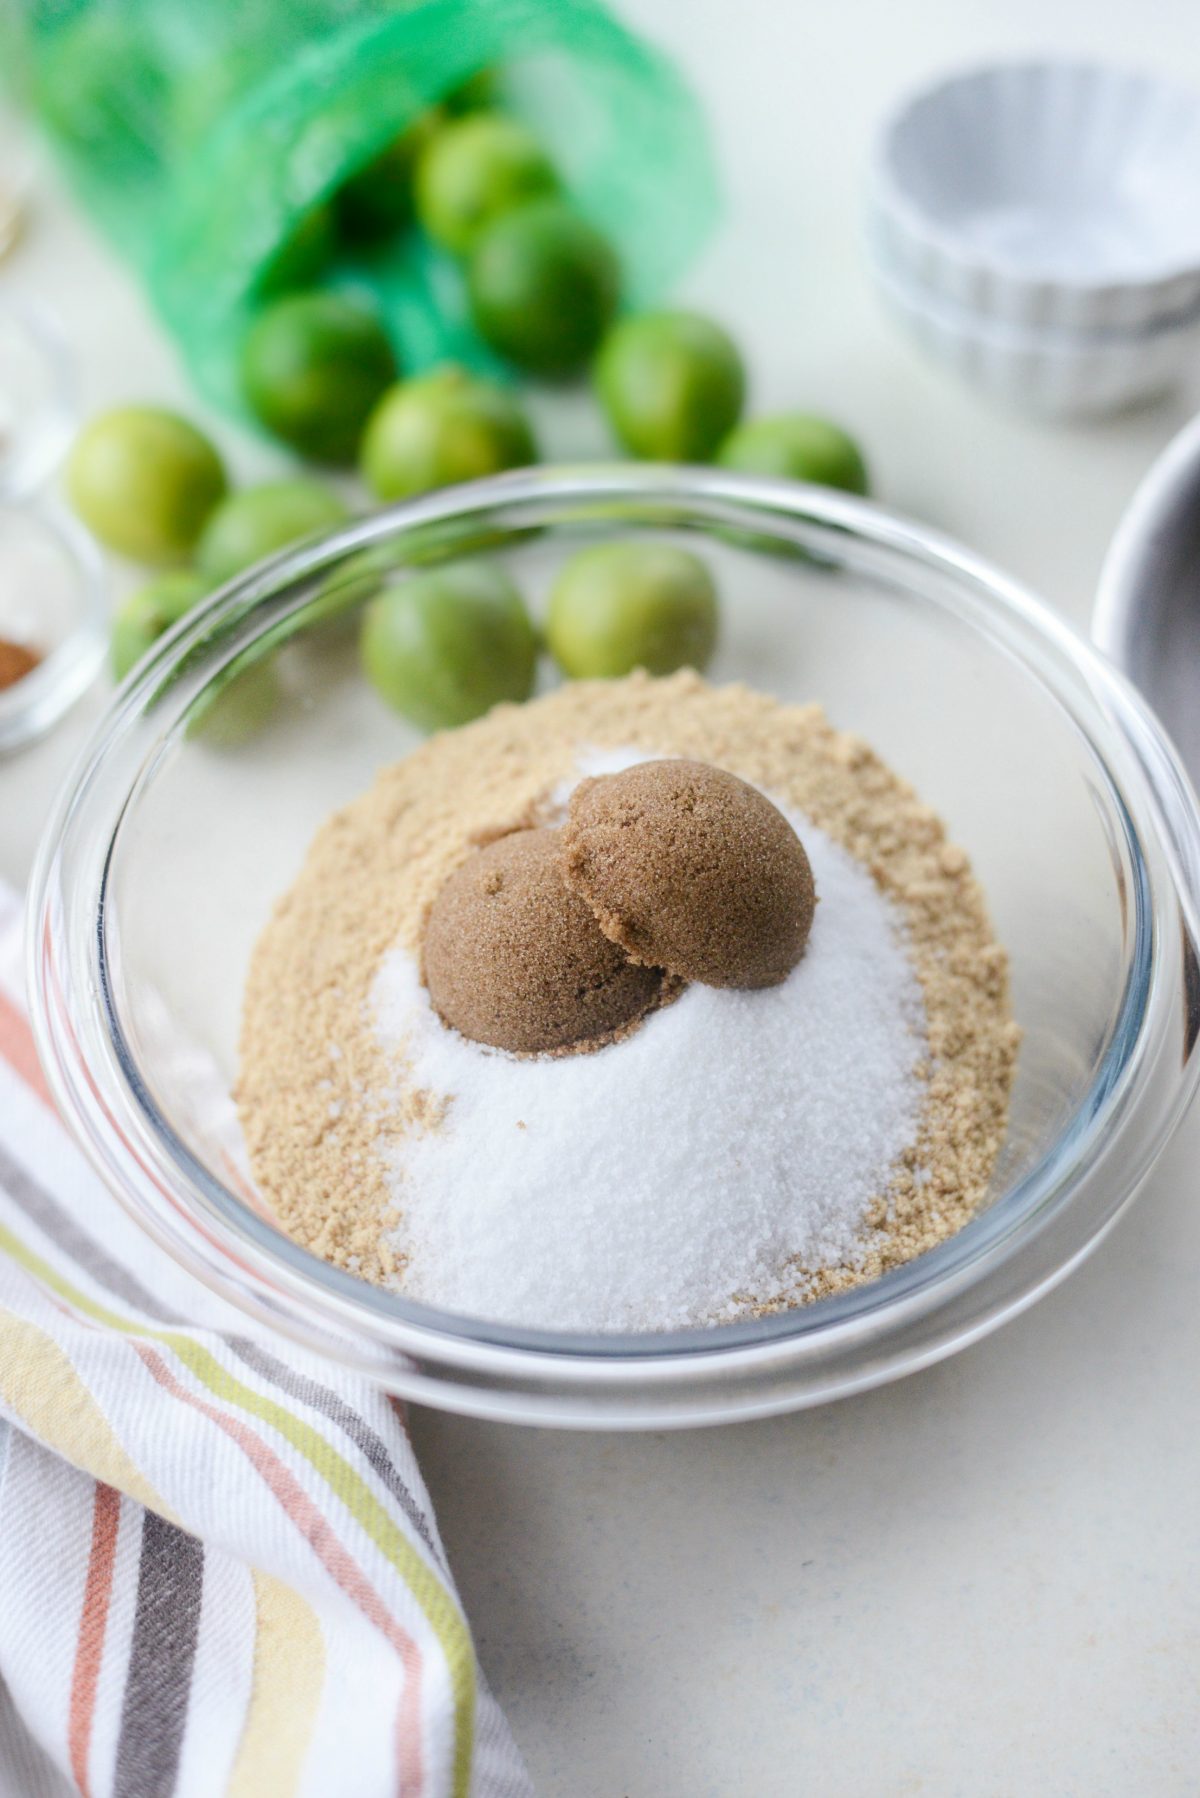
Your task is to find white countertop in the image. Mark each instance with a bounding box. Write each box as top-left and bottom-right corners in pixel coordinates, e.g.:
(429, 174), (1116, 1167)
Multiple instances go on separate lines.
(4, 0), (1200, 1791)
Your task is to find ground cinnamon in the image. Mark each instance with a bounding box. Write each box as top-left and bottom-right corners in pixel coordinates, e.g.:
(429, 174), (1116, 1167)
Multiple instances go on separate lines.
(0, 638), (38, 691)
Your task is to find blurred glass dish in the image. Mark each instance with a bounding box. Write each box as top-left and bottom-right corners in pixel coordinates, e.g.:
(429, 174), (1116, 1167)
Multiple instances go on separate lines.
(0, 504), (107, 753)
(0, 305), (77, 499)
(25, 467), (1200, 1426)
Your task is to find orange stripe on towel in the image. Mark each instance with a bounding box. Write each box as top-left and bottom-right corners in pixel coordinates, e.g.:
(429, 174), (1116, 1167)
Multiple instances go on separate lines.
(67, 1482), (121, 1798)
(0, 986), (52, 1109)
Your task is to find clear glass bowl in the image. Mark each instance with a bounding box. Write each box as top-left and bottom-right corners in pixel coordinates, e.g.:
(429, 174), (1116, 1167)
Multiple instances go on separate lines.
(26, 468), (1200, 1427)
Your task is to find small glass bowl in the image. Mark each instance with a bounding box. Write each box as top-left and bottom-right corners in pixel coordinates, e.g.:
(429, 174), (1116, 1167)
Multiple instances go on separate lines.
(25, 468), (1200, 1427)
(0, 305), (77, 500)
(0, 505), (107, 754)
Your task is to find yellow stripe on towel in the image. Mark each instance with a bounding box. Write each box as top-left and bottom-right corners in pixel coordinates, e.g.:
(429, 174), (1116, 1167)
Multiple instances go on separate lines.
(228, 1572), (325, 1798)
(0, 1310), (170, 1518)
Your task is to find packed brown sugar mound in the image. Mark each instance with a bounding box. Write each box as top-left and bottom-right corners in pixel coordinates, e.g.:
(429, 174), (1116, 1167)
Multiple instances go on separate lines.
(563, 758), (816, 988)
(422, 825), (668, 1054)
(236, 670), (1019, 1304)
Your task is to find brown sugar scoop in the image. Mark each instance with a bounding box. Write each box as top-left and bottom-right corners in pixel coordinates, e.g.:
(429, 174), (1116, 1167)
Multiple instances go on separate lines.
(422, 759), (816, 1055)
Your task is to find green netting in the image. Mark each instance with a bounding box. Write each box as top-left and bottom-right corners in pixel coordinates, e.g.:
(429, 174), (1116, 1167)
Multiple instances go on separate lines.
(14, 0), (718, 412)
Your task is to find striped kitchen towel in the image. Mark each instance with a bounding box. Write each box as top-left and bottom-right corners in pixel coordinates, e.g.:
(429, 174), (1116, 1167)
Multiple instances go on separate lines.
(0, 881), (530, 1798)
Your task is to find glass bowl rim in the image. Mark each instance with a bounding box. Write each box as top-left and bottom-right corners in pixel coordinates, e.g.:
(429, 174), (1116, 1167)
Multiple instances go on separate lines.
(25, 465), (1200, 1391)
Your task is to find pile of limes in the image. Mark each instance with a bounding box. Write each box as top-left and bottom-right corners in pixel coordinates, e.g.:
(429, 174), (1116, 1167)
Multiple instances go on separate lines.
(66, 80), (872, 739)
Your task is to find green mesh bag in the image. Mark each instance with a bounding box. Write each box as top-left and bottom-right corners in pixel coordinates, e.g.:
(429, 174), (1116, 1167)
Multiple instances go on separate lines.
(16, 0), (718, 413)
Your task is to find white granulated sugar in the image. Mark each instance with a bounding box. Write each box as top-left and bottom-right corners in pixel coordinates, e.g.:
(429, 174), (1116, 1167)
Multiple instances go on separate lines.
(370, 770), (928, 1334)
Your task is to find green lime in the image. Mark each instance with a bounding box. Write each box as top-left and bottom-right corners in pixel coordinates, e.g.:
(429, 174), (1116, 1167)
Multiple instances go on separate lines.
(256, 203), (338, 296)
(595, 311), (745, 462)
(415, 113), (558, 256)
(67, 407), (227, 564)
(196, 480), (350, 587)
(546, 541), (718, 679)
(360, 558), (537, 731)
(111, 571), (208, 682)
(360, 365), (536, 501)
(336, 110), (443, 242)
(467, 199), (619, 378)
(716, 413), (870, 495)
(240, 292), (398, 464)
